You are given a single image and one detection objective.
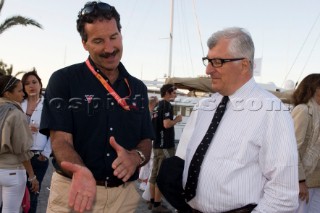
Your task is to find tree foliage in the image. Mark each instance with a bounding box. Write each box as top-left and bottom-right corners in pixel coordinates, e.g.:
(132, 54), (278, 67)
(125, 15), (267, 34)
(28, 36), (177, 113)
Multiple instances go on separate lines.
(0, 60), (12, 76)
(0, 0), (43, 35)
(0, 0), (42, 76)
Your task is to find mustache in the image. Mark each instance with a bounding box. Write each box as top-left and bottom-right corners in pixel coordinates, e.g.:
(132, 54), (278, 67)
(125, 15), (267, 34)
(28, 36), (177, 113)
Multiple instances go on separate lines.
(99, 50), (118, 58)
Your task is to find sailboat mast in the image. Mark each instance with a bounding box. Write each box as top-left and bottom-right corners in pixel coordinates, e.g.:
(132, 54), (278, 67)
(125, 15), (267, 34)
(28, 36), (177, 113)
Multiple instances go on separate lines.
(168, 0), (174, 78)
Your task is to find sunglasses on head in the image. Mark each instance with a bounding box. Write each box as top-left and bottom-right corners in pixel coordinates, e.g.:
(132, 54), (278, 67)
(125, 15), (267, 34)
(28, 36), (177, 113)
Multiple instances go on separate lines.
(80, 1), (113, 16)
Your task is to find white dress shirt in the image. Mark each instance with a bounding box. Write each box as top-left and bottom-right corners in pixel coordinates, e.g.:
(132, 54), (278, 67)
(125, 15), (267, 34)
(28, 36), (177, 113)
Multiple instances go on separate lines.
(21, 96), (51, 158)
(176, 78), (299, 213)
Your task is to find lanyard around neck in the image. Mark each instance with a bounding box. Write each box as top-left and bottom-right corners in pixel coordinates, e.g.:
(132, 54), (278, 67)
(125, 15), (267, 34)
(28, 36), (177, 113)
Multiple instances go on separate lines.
(85, 59), (130, 111)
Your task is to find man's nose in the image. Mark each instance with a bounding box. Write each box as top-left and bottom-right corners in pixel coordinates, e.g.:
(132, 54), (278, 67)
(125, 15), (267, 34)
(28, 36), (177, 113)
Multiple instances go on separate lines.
(205, 64), (215, 75)
(103, 41), (114, 53)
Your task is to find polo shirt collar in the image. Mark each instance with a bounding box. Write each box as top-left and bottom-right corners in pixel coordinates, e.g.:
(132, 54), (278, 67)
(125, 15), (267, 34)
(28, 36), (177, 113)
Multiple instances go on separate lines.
(87, 56), (130, 83)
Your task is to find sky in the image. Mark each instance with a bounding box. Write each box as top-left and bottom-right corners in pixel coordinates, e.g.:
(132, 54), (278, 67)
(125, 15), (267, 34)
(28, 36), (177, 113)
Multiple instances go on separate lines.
(1, 0), (320, 88)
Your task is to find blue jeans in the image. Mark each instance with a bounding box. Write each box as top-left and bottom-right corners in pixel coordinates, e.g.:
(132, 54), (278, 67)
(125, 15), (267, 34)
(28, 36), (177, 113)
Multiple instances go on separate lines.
(27, 155), (49, 213)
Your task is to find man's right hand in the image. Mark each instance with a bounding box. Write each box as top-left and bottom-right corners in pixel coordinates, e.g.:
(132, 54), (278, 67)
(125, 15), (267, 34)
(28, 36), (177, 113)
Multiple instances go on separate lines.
(60, 161), (97, 213)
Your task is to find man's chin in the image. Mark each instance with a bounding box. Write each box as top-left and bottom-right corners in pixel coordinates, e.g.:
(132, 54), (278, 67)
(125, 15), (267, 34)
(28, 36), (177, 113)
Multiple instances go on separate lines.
(211, 82), (220, 93)
(104, 66), (118, 72)
(101, 62), (119, 72)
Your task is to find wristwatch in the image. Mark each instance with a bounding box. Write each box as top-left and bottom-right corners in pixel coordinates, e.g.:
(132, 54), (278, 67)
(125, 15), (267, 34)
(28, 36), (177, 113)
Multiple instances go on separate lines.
(135, 149), (146, 165)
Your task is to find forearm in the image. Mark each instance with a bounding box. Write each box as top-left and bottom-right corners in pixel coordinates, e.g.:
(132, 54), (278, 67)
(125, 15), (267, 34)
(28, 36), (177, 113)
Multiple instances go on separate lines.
(257, 146), (299, 211)
(163, 118), (179, 129)
(22, 160), (35, 178)
(252, 169), (298, 212)
(22, 159), (40, 192)
(50, 131), (84, 176)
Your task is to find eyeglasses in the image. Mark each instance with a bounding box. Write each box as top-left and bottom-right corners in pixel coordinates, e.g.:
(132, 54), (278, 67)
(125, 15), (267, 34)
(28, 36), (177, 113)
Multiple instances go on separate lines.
(202, 57), (244, 68)
(80, 1), (113, 16)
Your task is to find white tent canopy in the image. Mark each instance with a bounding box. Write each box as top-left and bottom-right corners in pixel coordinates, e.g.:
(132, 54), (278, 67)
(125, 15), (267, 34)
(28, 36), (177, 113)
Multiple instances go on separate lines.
(165, 77), (293, 104)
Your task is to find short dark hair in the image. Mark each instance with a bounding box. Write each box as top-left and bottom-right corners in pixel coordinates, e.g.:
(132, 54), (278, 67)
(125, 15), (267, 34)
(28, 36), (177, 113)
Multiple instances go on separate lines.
(160, 84), (176, 97)
(292, 73), (320, 106)
(76, 1), (121, 42)
(21, 69), (43, 99)
(0, 75), (20, 97)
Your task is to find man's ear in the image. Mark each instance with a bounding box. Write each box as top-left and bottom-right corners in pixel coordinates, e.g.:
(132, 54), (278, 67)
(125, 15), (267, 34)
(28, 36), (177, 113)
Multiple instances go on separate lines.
(82, 40), (88, 51)
(241, 58), (251, 73)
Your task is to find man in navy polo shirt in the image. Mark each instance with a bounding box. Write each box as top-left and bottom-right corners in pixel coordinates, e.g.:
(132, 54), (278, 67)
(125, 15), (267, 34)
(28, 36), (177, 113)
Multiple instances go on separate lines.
(40, 2), (153, 213)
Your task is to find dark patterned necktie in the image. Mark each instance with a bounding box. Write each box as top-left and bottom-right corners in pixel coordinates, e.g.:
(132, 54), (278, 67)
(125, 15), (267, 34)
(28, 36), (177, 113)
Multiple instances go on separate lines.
(184, 96), (229, 201)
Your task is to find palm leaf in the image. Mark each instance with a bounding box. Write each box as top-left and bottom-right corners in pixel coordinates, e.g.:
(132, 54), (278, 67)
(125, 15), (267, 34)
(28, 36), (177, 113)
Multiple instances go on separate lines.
(0, 0), (4, 14)
(14, 71), (27, 77)
(0, 16), (42, 34)
(0, 60), (13, 75)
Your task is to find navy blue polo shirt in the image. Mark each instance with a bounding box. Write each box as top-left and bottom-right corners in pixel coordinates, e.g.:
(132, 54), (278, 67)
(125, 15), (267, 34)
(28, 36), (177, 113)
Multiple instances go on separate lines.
(40, 60), (154, 182)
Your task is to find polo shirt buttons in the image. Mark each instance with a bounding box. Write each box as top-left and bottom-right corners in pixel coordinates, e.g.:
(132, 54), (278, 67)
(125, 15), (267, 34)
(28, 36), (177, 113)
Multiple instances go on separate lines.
(111, 102), (114, 106)
(106, 153), (110, 157)
(110, 127), (113, 131)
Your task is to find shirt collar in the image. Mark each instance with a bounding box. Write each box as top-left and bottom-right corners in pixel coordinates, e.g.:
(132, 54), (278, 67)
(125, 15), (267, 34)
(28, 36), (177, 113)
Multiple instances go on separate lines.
(229, 77), (256, 100)
(87, 56), (130, 82)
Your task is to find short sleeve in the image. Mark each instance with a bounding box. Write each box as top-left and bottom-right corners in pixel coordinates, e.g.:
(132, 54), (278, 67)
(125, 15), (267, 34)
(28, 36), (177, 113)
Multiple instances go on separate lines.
(162, 101), (172, 120)
(40, 70), (73, 136)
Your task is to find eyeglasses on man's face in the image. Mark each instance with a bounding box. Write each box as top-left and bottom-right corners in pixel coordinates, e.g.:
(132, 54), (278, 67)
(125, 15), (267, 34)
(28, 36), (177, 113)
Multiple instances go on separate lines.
(202, 57), (244, 68)
(80, 1), (113, 16)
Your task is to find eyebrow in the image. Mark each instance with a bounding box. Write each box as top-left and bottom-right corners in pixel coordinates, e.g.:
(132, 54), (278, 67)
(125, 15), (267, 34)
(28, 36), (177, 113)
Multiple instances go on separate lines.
(110, 32), (120, 37)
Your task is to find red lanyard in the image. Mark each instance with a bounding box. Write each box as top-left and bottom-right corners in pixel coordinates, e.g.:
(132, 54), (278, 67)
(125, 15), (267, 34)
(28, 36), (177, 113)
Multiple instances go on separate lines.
(85, 59), (130, 111)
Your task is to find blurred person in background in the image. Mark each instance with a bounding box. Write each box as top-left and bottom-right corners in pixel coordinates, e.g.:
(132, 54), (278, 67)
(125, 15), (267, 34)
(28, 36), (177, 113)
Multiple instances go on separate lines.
(0, 75), (39, 213)
(21, 70), (51, 213)
(139, 96), (159, 191)
(149, 85), (182, 213)
(291, 73), (320, 213)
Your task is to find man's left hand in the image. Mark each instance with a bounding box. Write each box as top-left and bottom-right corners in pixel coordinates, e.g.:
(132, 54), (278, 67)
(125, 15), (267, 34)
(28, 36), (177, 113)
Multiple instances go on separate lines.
(110, 136), (140, 182)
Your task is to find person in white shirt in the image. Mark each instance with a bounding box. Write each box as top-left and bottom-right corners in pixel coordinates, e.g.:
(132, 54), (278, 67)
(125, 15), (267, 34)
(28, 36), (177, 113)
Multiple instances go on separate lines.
(176, 27), (299, 213)
(21, 70), (51, 213)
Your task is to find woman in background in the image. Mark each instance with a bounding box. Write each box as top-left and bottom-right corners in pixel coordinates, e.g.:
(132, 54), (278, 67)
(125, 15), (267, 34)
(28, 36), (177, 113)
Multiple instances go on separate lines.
(21, 70), (51, 213)
(292, 73), (320, 213)
(0, 75), (39, 213)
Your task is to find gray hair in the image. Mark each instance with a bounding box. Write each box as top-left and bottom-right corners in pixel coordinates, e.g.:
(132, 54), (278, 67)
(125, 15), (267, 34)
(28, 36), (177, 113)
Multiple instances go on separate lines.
(207, 27), (255, 70)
